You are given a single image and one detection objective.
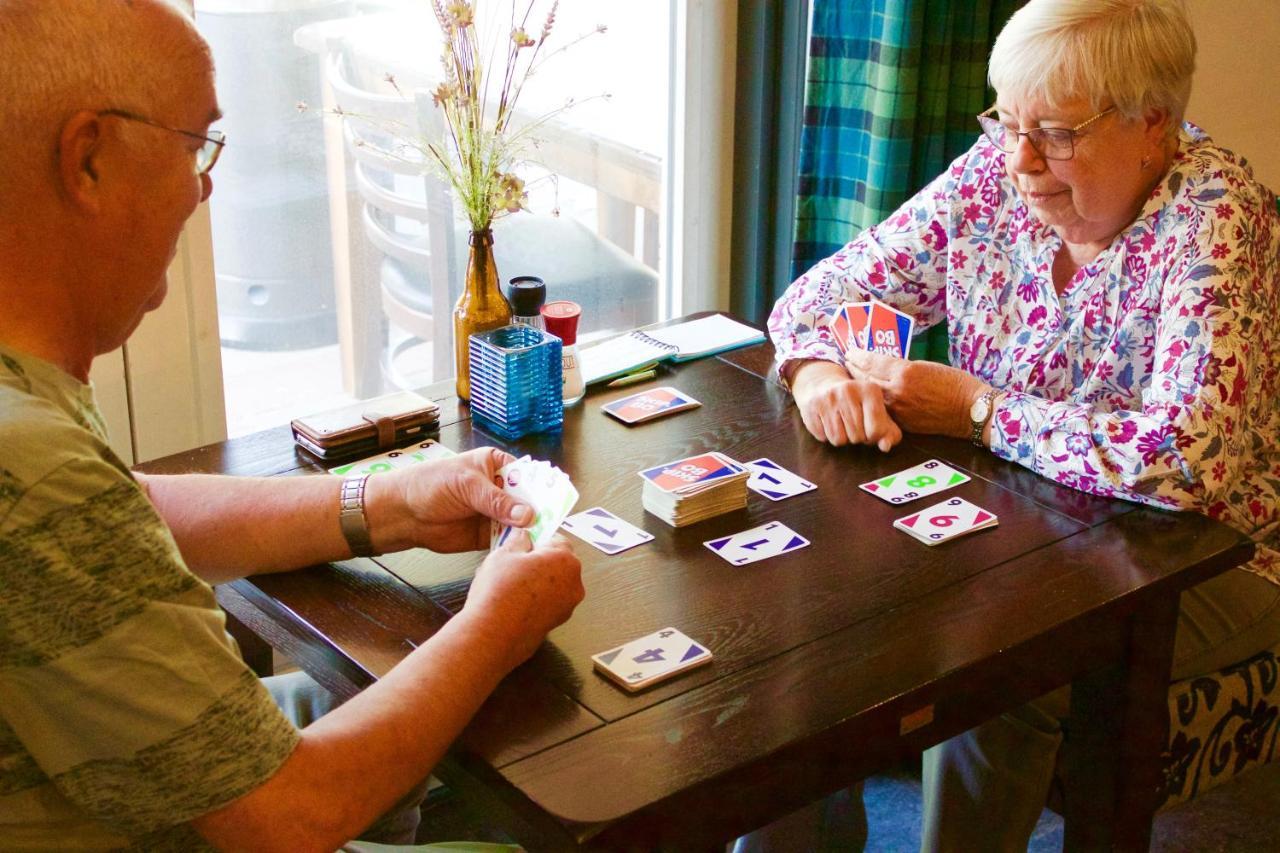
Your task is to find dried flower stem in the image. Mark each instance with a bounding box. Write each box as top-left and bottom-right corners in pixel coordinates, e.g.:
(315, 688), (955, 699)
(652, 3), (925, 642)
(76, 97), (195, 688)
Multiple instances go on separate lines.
(401, 1), (606, 230)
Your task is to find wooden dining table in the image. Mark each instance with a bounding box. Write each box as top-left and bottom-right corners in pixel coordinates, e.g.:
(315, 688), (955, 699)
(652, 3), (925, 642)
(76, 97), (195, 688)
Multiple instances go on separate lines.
(138, 316), (1254, 851)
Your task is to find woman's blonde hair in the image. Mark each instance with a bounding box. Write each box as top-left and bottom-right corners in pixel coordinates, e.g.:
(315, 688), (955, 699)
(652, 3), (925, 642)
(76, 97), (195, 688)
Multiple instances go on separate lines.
(988, 0), (1195, 131)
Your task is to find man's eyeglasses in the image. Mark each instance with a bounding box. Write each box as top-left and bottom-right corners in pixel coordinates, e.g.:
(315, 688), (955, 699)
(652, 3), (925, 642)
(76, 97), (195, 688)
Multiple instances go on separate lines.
(98, 109), (226, 175)
(976, 105), (1115, 161)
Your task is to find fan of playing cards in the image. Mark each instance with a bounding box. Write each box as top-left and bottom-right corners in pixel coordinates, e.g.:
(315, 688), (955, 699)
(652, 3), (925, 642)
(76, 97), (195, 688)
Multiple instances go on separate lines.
(826, 299), (915, 358)
(489, 455), (579, 549)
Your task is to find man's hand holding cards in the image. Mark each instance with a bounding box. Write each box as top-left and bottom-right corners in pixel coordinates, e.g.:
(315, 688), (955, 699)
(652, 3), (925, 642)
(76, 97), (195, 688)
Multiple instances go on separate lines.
(490, 455), (579, 549)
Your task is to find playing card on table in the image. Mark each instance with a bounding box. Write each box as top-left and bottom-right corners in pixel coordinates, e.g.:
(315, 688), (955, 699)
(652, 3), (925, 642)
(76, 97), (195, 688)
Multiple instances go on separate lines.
(561, 507), (654, 555)
(602, 386), (701, 424)
(704, 521), (810, 566)
(859, 459), (970, 504)
(489, 455), (579, 549)
(864, 301), (915, 358)
(639, 452), (746, 495)
(744, 458), (816, 501)
(592, 626), (713, 692)
(328, 440), (456, 477)
(894, 497), (998, 545)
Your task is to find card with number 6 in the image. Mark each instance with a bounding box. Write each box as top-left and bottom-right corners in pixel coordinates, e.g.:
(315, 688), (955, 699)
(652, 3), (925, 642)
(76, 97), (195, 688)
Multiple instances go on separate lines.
(860, 459), (970, 504)
(894, 497), (998, 545)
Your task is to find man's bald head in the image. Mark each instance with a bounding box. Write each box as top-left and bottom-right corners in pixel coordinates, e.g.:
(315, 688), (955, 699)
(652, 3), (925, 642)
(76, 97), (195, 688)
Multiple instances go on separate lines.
(0, 0), (212, 201)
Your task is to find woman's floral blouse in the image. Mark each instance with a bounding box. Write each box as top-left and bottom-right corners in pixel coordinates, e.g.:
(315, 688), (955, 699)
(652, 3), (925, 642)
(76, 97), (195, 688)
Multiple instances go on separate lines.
(770, 125), (1280, 582)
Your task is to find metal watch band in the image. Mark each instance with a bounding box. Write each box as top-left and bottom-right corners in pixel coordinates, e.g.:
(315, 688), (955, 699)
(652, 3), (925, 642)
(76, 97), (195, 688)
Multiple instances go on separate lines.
(970, 389), (999, 448)
(338, 474), (375, 557)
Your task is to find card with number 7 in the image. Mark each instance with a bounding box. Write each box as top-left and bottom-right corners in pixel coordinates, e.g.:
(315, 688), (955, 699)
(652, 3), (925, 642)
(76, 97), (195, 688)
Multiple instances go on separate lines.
(860, 459), (970, 505)
(745, 458), (816, 501)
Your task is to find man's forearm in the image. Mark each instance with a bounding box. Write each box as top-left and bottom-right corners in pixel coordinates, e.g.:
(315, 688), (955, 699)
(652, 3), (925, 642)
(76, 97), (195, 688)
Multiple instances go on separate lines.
(135, 472), (350, 583)
(191, 609), (517, 851)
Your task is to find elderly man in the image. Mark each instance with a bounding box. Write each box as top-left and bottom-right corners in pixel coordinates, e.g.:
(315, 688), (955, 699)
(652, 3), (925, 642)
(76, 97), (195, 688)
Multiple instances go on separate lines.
(0, 1), (584, 849)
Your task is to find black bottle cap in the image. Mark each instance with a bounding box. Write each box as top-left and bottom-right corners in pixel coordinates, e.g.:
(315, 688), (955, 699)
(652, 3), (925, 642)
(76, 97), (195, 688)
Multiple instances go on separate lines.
(507, 276), (547, 317)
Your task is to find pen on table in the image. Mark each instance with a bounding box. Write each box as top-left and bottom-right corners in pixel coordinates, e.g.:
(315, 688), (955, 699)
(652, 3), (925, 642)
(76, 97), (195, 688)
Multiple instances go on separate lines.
(607, 369), (657, 388)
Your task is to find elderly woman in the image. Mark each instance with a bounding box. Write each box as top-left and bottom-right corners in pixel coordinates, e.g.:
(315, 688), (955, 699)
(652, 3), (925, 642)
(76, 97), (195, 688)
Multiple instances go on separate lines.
(768, 0), (1280, 848)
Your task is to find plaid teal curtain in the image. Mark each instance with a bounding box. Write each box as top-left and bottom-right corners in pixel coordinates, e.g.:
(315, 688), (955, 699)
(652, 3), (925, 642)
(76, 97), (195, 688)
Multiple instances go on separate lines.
(790, 0), (1021, 361)
(792, 0), (1022, 277)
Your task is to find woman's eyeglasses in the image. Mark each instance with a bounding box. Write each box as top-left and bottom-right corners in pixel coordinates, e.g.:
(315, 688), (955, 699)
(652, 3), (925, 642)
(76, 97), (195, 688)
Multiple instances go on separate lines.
(976, 105), (1115, 161)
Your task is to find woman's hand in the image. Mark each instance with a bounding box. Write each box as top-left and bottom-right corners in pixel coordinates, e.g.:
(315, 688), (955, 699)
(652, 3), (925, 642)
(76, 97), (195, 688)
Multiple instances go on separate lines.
(845, 349), (989, 438)
(789, 360), (902, 451)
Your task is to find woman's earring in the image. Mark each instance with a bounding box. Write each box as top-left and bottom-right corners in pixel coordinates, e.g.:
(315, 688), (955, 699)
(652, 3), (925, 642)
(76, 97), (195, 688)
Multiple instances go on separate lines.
(1141, 155), (1152, 170)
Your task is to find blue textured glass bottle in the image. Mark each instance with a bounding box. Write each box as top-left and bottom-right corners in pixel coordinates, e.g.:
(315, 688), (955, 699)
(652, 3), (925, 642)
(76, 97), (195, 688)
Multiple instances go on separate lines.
(467, 324), (564, 440)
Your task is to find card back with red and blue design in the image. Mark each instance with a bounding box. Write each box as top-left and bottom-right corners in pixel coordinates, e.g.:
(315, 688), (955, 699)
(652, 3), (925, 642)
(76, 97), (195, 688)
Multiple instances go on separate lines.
(639, 452), (744, 494)
(602, 386), (701, 424)
(829, 302), (871, 353)
(865, 301), (914, 357)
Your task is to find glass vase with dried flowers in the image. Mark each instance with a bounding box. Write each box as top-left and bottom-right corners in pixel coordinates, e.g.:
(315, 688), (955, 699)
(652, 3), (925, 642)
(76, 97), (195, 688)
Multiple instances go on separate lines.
(425, 0), (601, 400)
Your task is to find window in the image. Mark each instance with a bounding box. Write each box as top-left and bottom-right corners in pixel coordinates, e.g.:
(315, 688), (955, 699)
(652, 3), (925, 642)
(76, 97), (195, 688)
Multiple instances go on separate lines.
(195, 0), (676, 436)
(112, 1), (736, 456)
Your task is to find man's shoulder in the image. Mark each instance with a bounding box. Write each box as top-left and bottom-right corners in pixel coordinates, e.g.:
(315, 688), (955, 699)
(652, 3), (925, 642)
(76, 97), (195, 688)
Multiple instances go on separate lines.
(0, 379), (131, 530)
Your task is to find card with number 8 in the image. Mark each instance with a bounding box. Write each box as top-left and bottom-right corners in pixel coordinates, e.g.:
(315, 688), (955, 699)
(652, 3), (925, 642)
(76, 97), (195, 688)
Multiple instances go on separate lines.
(859, 459), (971, 504)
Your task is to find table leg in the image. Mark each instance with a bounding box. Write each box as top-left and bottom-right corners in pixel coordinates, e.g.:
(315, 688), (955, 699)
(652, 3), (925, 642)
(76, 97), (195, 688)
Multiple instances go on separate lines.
(1062, 592), (1179, 851)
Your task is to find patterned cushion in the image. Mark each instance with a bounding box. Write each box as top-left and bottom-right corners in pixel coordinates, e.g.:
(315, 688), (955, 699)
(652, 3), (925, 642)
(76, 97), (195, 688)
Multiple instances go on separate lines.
(1159, 649), (1280, 809)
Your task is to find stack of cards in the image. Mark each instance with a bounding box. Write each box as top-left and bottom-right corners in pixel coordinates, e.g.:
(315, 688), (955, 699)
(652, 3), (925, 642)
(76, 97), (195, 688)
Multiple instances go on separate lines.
(639, 452), (750, 527)
(602, 386), (700, 425)
(489, 455), (579, 548)
(826, 300), (915, 358)
(894, 497), (998, 545)
(592, 627), (713, 692)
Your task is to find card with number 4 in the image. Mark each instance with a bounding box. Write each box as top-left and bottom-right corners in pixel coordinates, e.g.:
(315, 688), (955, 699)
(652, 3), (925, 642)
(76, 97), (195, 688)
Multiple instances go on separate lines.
(894, 497), (998, 545)
(561, 507), (654, 555)
(745, 458), (816, 501)
(592, 626), (713, 692)
(860, 459), (970, 504)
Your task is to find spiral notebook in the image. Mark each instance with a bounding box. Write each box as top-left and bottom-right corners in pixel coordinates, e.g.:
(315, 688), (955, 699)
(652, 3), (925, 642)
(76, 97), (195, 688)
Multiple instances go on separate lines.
(580, 314), (765, 385)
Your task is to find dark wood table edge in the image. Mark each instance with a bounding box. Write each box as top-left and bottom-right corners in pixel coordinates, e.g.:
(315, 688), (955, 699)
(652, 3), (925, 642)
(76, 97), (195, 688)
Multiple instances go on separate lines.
(488, 525), (1254, 850)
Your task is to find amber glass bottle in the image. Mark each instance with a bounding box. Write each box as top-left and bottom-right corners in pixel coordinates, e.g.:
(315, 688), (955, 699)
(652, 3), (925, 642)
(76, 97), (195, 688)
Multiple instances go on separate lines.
(453, 229), (512, 400)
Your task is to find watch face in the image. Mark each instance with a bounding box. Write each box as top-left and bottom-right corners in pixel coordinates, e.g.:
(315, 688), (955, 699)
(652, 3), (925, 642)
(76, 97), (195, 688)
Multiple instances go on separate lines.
(969, 395), (991, 422)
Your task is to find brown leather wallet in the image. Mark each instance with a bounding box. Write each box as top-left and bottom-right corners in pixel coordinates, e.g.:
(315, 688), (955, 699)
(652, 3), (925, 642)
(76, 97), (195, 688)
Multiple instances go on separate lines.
(290, 391), (441, 460)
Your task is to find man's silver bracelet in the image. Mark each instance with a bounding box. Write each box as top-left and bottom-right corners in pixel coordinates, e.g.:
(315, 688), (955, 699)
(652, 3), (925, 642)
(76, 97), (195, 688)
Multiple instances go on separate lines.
(338, 474), (375, 557)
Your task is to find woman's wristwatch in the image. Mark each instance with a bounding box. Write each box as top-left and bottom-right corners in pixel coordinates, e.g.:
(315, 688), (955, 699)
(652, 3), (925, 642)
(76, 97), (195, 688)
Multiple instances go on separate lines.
(968, 388), (1000, 447)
